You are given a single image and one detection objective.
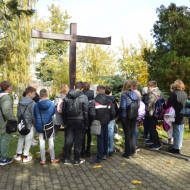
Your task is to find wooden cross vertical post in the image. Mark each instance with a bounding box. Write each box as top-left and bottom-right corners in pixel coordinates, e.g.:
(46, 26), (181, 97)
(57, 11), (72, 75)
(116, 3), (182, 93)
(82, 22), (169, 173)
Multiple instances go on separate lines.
(32, 23), (111, 89)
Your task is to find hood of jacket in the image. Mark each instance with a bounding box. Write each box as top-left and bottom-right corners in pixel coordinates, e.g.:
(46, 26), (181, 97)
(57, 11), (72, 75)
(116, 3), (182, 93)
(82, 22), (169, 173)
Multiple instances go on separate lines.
(68, 89), (83, 99)
(38, 99), (52, 110)
(0, 90), (8, 99)
(83, 90), (94, 101)
(95, 94), (109, 105)
(107, 95), (116, 103)
(19, 97), (34, 106)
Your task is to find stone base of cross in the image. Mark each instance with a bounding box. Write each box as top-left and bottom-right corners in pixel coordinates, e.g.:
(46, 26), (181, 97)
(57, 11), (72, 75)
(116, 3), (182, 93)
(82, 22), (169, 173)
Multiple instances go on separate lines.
(32, 23), (111, 89)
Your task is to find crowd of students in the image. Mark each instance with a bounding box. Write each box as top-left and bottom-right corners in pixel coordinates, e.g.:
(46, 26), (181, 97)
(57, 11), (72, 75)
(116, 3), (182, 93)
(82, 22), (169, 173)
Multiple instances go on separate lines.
(0, 79), (189, 166)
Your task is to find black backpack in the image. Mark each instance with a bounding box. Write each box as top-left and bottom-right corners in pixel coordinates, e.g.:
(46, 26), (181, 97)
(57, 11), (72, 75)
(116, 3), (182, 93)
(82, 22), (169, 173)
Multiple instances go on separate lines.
(66, 97), (80, 116)
(126, 93), (139, 119)
(18, 105), (30, 135)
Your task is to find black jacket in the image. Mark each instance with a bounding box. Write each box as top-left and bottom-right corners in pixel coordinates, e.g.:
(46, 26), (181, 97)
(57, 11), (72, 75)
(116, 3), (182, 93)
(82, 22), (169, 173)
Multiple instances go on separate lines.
(166, 90), (187, 125)
(107, 95), (118, 117)
(142, 94), (148, 106)
(62, 89), (89, 126)
(89, 94), (115, 126)
(83, 90), (94, 101)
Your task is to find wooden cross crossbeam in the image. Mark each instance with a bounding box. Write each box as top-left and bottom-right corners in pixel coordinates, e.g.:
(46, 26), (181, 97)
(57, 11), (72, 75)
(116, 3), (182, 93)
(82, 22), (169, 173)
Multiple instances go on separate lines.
(32, 23), (111, 89)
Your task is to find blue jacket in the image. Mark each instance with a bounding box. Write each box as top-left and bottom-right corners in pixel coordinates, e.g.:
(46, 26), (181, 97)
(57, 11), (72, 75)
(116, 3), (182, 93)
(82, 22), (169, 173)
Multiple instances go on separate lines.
(34, 99), (55, 133)
(119, 90), (138, 118)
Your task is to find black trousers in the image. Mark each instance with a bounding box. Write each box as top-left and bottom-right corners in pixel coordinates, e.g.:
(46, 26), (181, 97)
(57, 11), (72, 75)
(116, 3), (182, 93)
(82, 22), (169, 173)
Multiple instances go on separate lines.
(81, 125), (91, 153)
(64, 120), (86, 161)
(149, 116), (160, 146)
(121, 117), (136, 157)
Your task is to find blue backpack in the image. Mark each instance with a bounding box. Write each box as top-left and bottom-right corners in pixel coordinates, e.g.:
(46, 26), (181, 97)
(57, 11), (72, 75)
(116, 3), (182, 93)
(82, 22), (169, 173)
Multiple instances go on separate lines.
(153, 97), (165, 120)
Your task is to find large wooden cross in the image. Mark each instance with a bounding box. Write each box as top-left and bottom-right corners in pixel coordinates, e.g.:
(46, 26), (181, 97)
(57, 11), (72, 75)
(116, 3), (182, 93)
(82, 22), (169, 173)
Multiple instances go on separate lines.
(32, 23), (111, 89)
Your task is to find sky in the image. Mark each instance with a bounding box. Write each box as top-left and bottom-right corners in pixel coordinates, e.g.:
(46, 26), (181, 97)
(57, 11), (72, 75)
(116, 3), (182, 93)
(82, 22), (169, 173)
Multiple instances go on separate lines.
(35, 0), (190, 49)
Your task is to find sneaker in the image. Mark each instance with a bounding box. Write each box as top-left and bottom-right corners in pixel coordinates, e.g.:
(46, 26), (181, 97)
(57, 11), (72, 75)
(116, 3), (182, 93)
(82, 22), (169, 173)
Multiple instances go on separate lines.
(0, 158), (13, 166)
(168, 147), (180, 154)
(103, 155), (107, 160)
(74, 159), (85, 165)
(140, 135), (148, 140)
(90, 159), (102, 164)
(23, 156), (32, 163)
(150, 145), (162, 150)
(14, 155), (22, 161)
(144, 139), (153, 145)
(50, 158), (60, 164)
(63, 159), (71, 165)
(161, 139), (168, 144)
(40, 161), (46, 165)
(136, 147), (140, 153)
(109, 152), (113, 157)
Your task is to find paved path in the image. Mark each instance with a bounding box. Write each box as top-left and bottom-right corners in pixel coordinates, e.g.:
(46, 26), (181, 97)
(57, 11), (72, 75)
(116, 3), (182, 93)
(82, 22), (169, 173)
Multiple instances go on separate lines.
(1, 140), (190, 190)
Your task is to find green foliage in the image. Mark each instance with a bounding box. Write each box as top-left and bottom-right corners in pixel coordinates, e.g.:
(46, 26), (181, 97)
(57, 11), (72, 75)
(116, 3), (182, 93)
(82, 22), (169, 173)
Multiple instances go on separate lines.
(118, 36), (152, 88)
(34, 4), (71, 93)
(0, 0), (35, 22)
(76, 44), (118, 85)
(145, 3), (190, 93)
(99, 75), (124, 101)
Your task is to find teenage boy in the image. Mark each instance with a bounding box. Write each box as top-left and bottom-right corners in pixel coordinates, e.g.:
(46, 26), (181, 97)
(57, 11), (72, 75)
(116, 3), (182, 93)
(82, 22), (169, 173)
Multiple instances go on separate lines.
(34, 89), (60, 165)
(105, 86), (118, 156)
(14, 86), (36, 162)
(146, 80), (162, 150)
(62, 81), (89, 165)
(0, 81), (15, 165)
(90, 85), (115, 164)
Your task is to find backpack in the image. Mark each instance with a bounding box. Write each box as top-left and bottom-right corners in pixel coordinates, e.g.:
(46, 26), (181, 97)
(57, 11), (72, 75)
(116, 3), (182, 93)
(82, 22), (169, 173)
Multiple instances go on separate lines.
(57, 98), (64, 113)
(153, 96), (165, 120)
(66, 97), (80, 116)
(18, 105), (30, 135)
(126, 93), (139, 120)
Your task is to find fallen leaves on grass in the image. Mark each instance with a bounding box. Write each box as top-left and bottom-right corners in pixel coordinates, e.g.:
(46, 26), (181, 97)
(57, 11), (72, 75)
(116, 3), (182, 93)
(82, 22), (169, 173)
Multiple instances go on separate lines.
(131, 180), (142, 184)
(121, 163), (126, 165)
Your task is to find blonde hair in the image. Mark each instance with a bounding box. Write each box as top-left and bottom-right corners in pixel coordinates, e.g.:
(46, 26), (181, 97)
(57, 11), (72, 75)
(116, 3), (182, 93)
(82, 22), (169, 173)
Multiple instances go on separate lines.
(172, 80), (185, 91)
(122, 80), (133, 92)
(60, 84), (69, 94)
(148, 80), (157, 88)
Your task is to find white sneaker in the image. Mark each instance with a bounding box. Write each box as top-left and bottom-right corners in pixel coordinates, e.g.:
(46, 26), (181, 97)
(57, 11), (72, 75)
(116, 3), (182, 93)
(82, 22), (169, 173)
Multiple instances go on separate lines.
(23, 156), (32, 163)
(13, 155), (22, 161)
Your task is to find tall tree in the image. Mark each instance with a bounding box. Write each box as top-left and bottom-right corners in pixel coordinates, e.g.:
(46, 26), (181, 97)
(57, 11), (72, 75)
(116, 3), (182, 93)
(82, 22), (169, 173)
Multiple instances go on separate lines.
(118, 36), (151, 88)
(0, 0), (36, 91)
(76, 44), (118, 85)
(35, 4), (71, 93)
(144, 3), (190, 92)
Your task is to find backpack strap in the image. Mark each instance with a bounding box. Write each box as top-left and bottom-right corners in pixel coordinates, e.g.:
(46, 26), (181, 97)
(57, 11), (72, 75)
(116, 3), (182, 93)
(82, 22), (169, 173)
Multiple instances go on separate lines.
(126, 92), (136, 102)
(38, 106), (44, 126)
(19, 104), (29, 116)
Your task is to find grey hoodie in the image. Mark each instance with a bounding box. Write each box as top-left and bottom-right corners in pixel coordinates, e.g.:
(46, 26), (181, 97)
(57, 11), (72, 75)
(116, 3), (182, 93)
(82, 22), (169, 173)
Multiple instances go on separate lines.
(17, 97), (36, 129)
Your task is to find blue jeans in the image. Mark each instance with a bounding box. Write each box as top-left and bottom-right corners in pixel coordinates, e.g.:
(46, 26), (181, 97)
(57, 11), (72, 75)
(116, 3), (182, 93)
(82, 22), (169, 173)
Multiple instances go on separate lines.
(135, 122), (138, 146)
(173, 123), (184, 150)
(97, 125), (108, 160)
(108, 120), (115, 153)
